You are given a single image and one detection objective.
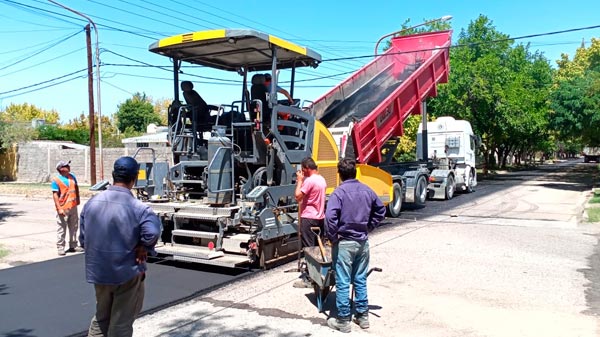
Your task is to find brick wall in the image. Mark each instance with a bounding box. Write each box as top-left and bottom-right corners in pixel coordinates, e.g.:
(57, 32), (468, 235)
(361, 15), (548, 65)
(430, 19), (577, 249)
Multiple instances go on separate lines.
(16, 142), (172, 184)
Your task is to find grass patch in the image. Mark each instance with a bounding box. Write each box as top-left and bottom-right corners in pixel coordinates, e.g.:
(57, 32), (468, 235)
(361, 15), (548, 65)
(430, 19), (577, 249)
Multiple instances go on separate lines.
(589, 208), (600, 223)
(0, 245), (9, 259)
(591, 192), (600, 204)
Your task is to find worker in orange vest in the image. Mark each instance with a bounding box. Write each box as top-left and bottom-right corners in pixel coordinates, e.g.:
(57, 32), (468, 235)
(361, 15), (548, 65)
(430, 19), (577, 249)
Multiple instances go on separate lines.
(52, 160), (83, 256)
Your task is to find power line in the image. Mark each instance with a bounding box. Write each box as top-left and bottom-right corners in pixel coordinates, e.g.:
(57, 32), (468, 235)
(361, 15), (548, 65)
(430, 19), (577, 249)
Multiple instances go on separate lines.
(101, 47), (359, 85)
(0, 68), (87, 96)
(115, 0), (215, 30)
(0, 68), (87, 99)
(1, 47), (86, 78)
(0, 31), (80, 55)
(159, 0), (362, 74)
(3, 0), (84, 26)
(101, 79), (135, 96)
(13, 0), (162, 40)
(88, 0), (202, 33)
(0, 29), (83, 72)
(0, 11), (73, 30)
(321, 23), (600, 62)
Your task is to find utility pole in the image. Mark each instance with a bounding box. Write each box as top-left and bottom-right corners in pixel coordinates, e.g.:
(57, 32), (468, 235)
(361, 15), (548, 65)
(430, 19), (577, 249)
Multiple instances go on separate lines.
(49, 0), (103, 180)
(85, 24), (96, 185)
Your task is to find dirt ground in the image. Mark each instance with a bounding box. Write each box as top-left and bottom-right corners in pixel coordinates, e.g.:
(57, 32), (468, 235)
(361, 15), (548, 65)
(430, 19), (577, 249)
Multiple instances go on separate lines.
(0, 183), (95, 269)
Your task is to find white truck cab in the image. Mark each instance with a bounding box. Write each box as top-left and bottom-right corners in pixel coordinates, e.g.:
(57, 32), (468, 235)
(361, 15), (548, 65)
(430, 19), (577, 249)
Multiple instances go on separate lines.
(417, 116), (478, 199)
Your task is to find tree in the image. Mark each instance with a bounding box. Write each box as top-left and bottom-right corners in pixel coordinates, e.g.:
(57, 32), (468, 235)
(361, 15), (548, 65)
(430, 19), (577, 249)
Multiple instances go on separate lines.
(153, 97), (172, 126)
(115, 93), (161, 133)
(0, 103), (60, 124)
(0, 103), (58, 150)
(36, 124), (89, 144)
(0, 121), (37, 151)
(428, 15), (554, 170)
(550, 38), (600, 147)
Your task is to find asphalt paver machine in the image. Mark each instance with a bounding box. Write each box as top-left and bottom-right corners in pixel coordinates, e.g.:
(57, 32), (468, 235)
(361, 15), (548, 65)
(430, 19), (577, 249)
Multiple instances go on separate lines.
(143, 29), (391, 269)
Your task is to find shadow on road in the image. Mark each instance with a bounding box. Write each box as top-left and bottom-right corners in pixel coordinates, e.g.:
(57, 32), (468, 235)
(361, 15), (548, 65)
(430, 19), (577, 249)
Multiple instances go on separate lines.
(0, 203), (24, 225)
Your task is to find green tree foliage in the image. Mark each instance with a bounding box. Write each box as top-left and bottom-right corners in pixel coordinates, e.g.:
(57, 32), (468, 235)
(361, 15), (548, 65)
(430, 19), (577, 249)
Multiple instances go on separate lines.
(115, 92), (161, 133)
(37, 124), (89, 144)
(550, 38), (600, 147)
(0, 121), (37, 151)
(393, 115), (421, 161)
(0, 103), (60, 124)
(153, 97), (171, 126)
(428, 15), (554, 169)
(0, 103), (58, 150)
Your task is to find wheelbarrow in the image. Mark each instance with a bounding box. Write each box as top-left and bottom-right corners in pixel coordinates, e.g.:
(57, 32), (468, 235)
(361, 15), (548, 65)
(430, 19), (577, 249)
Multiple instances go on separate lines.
(303, 229), (383, 313)
(303, 244), (334, 312)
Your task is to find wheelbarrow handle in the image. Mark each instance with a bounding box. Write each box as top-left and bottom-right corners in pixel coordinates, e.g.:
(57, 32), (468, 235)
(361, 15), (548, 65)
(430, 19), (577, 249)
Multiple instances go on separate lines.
(316, 235), (328, 263)
(367, 267), (382, 277)
(310, 226), (328, 263)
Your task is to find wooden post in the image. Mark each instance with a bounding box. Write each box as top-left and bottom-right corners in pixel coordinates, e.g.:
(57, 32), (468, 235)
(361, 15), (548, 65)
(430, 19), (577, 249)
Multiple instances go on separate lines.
(85, 24), (96, 185)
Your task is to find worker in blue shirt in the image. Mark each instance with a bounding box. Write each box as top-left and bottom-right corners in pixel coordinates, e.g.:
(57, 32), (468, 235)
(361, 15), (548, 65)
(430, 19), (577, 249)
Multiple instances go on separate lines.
(325, 158), (386, 333)
(79, 156), (161, 337)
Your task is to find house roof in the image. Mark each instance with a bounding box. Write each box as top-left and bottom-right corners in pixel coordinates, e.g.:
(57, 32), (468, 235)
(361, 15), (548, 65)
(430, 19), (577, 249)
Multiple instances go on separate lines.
(28, 140), (89, 150)
(121, 132), (168, 144)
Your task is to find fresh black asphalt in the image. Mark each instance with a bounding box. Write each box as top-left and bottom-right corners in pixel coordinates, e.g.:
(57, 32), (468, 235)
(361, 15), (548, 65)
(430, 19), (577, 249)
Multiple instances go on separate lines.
(0, 254), (249, 337)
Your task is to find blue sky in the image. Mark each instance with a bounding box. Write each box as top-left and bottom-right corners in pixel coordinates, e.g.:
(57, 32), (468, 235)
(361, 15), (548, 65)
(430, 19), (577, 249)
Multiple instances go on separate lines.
(1, 0), (599, 124)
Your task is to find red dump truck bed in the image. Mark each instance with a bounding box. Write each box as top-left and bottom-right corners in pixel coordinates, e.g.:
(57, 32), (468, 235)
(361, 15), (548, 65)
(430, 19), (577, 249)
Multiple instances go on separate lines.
(310, 30), (452, 164)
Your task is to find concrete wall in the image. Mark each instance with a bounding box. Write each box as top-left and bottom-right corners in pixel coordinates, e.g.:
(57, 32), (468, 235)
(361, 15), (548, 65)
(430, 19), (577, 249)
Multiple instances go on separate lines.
(16, 142), (172, 184)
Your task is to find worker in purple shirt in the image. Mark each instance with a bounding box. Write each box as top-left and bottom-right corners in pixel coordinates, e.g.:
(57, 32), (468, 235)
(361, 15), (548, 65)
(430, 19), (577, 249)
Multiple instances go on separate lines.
(325, 158), (386, 333)
(79, 156), (161, 337)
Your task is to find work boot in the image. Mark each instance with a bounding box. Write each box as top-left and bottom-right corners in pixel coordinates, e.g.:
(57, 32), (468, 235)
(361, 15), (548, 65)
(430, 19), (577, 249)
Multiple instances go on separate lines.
(66, 247), (84, 253)
(353, 311), (370, 329)
(293, 274), (313, 288)
(327, 316), (351, 333)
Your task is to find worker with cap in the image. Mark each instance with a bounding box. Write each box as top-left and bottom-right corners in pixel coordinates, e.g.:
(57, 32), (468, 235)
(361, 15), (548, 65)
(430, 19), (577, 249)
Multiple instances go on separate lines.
(51, 159), (82, 256)
(79, 156), (161, 337)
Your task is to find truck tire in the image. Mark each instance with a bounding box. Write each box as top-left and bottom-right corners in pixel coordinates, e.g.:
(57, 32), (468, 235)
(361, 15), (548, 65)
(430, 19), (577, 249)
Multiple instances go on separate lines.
(445, 175), (455, 200)
(387, 182), (403, 218)
(414, 175), (428, 207)
(466, 175), (474, 193)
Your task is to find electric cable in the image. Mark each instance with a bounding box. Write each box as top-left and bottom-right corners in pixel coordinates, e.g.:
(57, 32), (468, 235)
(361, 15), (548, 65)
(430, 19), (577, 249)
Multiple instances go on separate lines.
(0, 29), (82, 72)
(0, 73), (86, 99)
(88, 0), (206, 33)
(1, 47), (86, 78)
(322, 23), (600, 62)
(0, 68), (87, 96)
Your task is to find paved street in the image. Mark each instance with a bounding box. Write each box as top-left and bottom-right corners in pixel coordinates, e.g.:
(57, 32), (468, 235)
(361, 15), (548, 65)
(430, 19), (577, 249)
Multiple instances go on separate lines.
(132, 160), (600, 336)
(0, 159), (599, 336)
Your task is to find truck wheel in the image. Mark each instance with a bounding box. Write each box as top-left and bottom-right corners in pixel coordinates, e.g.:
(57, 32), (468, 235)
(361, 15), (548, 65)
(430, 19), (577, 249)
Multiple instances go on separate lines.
(445, 175), (455, 200)
(466, 175), (474, 193)
(414, 175), (428, 207)
(387, 182), (402, 218)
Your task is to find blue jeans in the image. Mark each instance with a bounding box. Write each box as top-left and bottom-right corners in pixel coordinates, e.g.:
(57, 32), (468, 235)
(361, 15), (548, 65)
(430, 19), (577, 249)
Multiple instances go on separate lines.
(333, 239), (370, 318)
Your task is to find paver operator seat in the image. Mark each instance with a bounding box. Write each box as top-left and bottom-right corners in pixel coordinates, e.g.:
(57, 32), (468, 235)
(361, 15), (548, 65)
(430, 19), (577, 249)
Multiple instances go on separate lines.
(250, 74), (271, 131)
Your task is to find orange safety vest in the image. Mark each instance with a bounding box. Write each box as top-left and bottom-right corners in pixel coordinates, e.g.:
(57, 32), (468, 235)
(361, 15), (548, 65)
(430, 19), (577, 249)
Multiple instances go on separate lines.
(53, 174), (78, 211)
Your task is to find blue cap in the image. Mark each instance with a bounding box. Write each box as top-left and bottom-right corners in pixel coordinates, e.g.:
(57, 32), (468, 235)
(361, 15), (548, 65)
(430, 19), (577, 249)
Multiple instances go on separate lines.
(113, 156), (139, 178)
